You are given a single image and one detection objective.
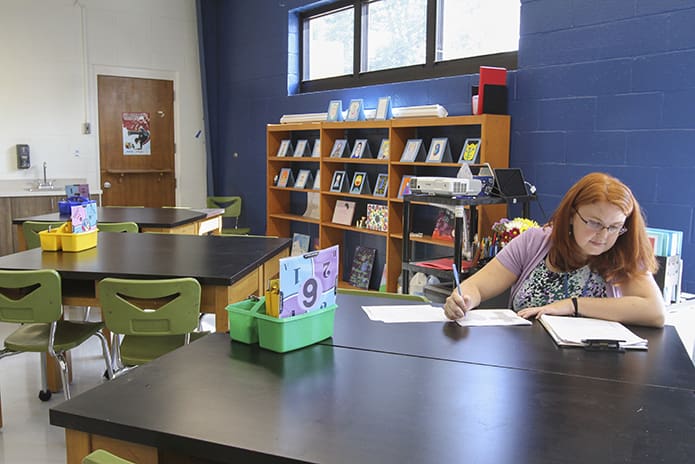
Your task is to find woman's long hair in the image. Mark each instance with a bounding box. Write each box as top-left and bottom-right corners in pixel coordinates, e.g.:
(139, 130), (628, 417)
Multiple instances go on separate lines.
(547, 172), (657, 284)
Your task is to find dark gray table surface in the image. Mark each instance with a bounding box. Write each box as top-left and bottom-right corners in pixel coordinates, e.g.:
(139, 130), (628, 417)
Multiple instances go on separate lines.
(50, 333), (695, 464)
(0, 232), (290, 286)
(12, 206), (207, 228)
(327, 293), (695, 390)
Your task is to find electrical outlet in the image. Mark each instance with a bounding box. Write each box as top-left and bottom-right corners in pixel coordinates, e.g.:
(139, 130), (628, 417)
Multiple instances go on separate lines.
(82, 122), (91, 134)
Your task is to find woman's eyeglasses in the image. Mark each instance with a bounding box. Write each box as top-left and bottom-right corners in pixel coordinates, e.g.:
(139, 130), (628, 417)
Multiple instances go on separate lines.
(575, 210), (627, 235)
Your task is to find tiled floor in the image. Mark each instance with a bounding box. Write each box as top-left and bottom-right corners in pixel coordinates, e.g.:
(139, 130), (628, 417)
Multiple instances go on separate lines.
(0, 306), (692, 464)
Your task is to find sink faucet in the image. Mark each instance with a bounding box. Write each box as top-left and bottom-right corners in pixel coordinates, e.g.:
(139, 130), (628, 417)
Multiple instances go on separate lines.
(37, 161), (55, 190)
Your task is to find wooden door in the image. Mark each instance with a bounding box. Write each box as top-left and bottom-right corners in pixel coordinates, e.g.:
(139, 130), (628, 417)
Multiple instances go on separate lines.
(97, 75), (175, 207)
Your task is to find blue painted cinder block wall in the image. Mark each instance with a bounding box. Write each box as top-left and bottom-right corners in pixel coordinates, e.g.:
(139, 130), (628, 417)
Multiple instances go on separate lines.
(199, 0), (695, 293)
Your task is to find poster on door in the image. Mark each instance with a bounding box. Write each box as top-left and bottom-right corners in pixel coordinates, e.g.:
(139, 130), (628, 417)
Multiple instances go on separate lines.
(122, 112), (151, 155)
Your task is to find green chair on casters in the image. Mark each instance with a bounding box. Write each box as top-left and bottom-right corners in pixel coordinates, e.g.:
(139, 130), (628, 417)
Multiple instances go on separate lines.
(207, 196), (251, 235)
(97, 277), (207, 373)
(337, 288), (430, 302)
(97, 222), (139, 233)
(22, 221), (66, 249)
(82, 450), (134, 464)
(0, 270), (114, 402)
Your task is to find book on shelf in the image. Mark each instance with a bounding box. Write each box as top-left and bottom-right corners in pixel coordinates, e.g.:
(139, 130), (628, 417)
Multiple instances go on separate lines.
(293, 139), (310, 157)
(330, 139), (350, 158)
(326, 100), (343, 122)
(377, 139), (390, 160)
(349, 172), (371, 195)
(294, 169), (313, 189)
(459, 138), (481, 164)
(332, 200), (356, 225)
(312, 169), (321, 190)
(365, 203), (388, 232)
(400, 139), (425, 162)
(302, 192), (320, 219)
(276, 168), (294, 187)
(397, 175), (413, 199)
(350, 139), (372, 158)
(276, 140), (293, 157)
(330, 170), (349, 192)
(345, 99), (365, 121)
(348, 246), (376, 289)
(425, 137), (452, 163)
(311, 139), (321, 157)
(645, 227), (683, 257)
(373, 173), (388, 197)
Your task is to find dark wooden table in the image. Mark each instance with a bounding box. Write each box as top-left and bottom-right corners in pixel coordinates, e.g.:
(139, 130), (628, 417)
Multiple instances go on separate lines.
(0, 232), (290, 333)
(13, 207), (223, 249)
(49, 294), (695, 464)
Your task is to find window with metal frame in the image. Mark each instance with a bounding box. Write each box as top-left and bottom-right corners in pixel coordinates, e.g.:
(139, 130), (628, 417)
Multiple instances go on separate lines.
(298, 0), (519, 93)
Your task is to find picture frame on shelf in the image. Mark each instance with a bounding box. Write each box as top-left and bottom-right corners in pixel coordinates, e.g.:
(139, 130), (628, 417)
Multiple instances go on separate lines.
(365, 203), (388, 232)
(277, 168), (294, 188)
(311, 139), (321, 157)
(459, 138), (481, 164)
(291, 233), (311, 256)
(373, 173), (388, 197)
(330, 170), (349, 192)
(293, 139), (310, 157)
(348, 246), (377, 289)
(330, 139), (350, 158)
(345, 99), (365, 121)
(326, 100), (343, 122)
(375, 96), (393, 120)
(350, 139), (371, 159)
(294, 169), (313, 189)
(312, 169), (321, 190)
(332, 199), (356, 225)
(377, 139), (390, 160)
(276, 140), (293, 157)
(397, 175), (413, 199)
(349, 171), (371, 195)
(399, 139), (424, 162)
(425, 137), (452, 163)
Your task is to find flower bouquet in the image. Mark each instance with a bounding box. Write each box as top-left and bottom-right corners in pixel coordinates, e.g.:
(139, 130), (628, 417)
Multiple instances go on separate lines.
(492, 217), (540, 246)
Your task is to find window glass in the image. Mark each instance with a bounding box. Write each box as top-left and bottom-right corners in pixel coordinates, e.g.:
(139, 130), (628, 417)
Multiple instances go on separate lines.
(303, 7), (354, 81)
(363, 0), (427, 72)
(437, 0), (520, 61)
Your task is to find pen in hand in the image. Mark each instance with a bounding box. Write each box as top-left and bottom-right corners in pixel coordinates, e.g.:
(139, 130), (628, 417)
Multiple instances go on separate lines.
(452, 263), (465, 319)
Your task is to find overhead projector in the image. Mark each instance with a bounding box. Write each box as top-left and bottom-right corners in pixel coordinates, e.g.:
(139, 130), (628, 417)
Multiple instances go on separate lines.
(409, 176), (482, 196)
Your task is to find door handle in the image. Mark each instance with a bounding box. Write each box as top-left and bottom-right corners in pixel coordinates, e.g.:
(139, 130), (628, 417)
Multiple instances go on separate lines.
(103, 181), (112, 189)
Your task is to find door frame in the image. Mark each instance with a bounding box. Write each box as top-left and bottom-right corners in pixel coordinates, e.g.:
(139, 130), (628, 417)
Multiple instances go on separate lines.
(90, 65), (181, 205)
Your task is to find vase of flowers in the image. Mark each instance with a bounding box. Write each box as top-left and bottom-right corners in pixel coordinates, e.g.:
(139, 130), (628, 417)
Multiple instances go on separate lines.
(492, 217), (540, 247)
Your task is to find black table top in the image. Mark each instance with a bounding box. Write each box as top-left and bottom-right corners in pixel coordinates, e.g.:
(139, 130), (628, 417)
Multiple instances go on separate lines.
(328, 294), (695, 391)
(12, 207), (209, 228)
(50, 333), (695, 464)
(0, 233), (290, 286)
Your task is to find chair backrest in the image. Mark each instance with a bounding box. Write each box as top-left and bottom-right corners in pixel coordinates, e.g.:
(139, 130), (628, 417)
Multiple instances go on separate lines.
(0, 269), (62, 324)
(22, 221), (66, 249)
(97, 222), (139, 233)
(207, 196), (242, 218)
(97, 278), (201, 336)
(337, 288), (430, 302)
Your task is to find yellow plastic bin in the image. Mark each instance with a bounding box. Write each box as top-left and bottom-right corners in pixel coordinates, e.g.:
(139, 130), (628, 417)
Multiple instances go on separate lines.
(38, 222), (72, 251)
(60, 228), (98, 252)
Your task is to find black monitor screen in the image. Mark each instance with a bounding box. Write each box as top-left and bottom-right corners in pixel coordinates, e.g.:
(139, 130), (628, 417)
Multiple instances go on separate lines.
(494, 168), (528, 197)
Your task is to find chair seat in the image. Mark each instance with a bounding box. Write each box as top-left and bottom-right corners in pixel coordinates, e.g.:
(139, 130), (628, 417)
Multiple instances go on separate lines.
(4, 321), (106, 352)
(82, 449), (135, 464)
(120, 331), (209, 366)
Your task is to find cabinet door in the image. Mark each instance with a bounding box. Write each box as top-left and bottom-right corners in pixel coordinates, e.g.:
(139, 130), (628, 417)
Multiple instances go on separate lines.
(10, 196), (63, 252)
(0, 198), (12, 256)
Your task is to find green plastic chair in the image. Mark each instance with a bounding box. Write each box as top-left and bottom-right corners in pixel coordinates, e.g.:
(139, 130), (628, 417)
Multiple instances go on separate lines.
(97, 277), (206, 371)
(82, 449), (134, 464)
(0, 270), (113, 401)
(22, 221), (66, 249)
(97, 222), (139, 233)
(207, 196), (251, 235)
(338, 288), (430, 302)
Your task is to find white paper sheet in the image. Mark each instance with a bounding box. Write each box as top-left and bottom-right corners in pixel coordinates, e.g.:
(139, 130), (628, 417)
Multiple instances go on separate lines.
(361, 306), (532, 326)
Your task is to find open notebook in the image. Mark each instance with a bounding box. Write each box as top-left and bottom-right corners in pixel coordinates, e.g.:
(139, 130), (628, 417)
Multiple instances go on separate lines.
(539, 315), (648, 350)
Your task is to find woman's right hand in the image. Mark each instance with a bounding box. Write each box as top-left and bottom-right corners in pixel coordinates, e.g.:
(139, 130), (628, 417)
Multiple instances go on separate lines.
(444, 291), (474, 320)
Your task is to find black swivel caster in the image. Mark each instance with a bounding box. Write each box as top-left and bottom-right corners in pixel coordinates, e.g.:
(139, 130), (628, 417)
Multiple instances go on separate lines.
(38, 389), (52, 401)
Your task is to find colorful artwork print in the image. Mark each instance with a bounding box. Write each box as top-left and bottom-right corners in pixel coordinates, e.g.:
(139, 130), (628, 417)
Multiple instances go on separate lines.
(279, 245), (339, 318)
(122, 112), (151, 155)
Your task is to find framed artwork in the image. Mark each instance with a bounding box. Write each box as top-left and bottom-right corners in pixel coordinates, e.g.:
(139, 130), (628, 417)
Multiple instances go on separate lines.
(294, 169), (313, 189)
(330, 139), (349, 158)
(345, 99), (365, 121)
(400, 139), (423, 162)
(373, 173), (388, 197)
(294, 139), (309, 157)
(365, 204), (388, 232)
(277, 168), (294, 188)
(349, 171), (369, 195)
(459, 138), (481, 164)
(311, 139), (321, 157)
(330, 170), (348, 192)
(397, 175), (413, 199)
(375, 96), (393, 120)
(326, 100), (343, 121)
(276, 140), (292, 157)
(312, 169), (321, 190)
(377, 139), (390, 160)
(425, 137), (450, 163)
(290, 233), (311, 256)
(350, 139), (369, 158)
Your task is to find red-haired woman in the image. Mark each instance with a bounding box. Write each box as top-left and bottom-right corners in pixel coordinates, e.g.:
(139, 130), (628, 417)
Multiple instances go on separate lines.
(444, 172), (665, 327)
